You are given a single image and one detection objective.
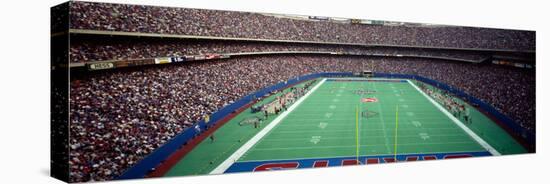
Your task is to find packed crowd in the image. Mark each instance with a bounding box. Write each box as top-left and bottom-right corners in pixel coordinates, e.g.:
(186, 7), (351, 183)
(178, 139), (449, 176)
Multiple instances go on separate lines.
(69, 36), (492, 63)
(69, 54), (534, 182)
(69, 1), (535, 51)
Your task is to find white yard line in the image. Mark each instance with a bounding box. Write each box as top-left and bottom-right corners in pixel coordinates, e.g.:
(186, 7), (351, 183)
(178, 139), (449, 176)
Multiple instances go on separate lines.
(357, 83), (362, 157)
(277, 122), (466, 127)
(407, 80), (501, 156)
(253, 141), (477, 151)
(209, 78), (327, 174)
(260, 133), (469, 142)
(326, 78), (406, 81)
(372, 81), (392, 154)
(274, 127), (461, 134)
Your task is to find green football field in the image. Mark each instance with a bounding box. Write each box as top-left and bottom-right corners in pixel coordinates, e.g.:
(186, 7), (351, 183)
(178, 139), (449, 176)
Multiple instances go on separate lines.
(164, 78), (526, 176)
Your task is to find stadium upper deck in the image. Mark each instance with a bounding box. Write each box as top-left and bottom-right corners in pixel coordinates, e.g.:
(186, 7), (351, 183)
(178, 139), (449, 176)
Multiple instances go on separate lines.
(69, 35), (499, 63)
(68, 1), (535, 51)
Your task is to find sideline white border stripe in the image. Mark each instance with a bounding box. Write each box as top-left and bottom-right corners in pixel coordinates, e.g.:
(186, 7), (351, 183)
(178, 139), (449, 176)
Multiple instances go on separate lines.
(407, 80), (501, 156)
(210, 78), (327, 174)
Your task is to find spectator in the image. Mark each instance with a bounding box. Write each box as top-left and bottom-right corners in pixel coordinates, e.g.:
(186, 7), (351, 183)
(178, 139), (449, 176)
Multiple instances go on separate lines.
(69, 55), (535, 182)
(69, 1), (535, 51)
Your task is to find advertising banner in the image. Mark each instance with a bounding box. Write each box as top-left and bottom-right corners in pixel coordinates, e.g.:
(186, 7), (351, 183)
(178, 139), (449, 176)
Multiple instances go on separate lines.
(170, 57), (186, 63)
(88, 62), (114, 70)
(155, 57), (171, 64)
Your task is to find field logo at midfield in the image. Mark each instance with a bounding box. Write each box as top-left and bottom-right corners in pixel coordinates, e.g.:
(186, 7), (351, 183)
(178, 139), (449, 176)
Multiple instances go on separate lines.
(224, 151), (492, 173)
(361, 98), (378, 103)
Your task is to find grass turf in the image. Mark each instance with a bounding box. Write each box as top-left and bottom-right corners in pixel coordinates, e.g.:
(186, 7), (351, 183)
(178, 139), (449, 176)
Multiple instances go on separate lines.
(164, 78), (526, 176)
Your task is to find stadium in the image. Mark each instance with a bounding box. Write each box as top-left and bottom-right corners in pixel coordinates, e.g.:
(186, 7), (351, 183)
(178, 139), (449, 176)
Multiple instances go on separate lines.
(51, 1), (535, 183)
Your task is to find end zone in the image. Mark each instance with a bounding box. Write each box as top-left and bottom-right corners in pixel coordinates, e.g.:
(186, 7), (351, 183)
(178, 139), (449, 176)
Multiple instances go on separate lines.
(224, 151), (492, 173)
